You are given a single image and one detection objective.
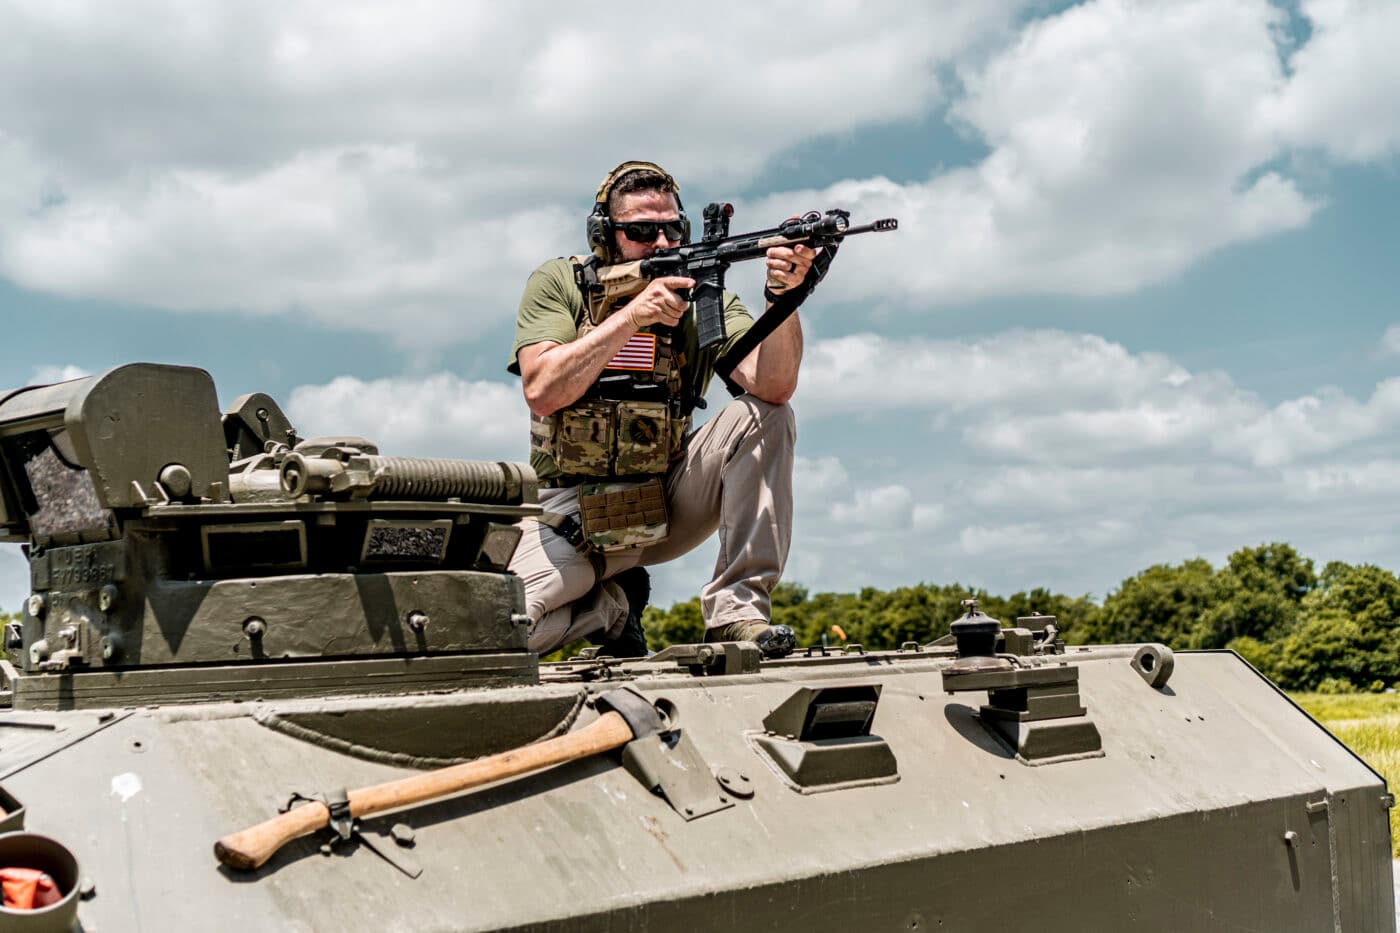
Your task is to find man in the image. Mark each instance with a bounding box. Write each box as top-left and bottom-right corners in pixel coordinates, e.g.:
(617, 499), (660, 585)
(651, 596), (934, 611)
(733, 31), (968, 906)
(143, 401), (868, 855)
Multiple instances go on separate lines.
(507, 160), (821, 659)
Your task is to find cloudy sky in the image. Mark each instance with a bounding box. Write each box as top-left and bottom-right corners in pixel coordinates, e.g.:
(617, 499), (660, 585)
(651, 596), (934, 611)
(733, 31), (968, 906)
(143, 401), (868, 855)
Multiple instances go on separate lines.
(3, 0), (1399, 612)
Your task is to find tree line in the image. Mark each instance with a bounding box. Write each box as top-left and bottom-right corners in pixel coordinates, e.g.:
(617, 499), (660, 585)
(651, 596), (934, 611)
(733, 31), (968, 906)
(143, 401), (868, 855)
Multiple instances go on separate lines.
(642, 543), (1400, 694)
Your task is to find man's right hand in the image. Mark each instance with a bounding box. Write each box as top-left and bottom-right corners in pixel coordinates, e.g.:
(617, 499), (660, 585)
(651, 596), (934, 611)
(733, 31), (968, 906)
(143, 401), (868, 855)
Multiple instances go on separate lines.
(624, 276), (695, 329)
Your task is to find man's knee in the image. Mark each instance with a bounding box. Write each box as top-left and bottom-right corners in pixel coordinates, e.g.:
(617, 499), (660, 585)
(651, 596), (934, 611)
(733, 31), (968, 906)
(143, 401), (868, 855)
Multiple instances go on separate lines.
(730, 395), (796, 442)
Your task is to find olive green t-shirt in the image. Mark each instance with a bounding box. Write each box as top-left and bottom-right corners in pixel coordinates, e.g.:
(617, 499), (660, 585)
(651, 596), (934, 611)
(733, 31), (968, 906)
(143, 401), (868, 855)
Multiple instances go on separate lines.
(508, 257), (754, 401)
(508, 258), (755, 481)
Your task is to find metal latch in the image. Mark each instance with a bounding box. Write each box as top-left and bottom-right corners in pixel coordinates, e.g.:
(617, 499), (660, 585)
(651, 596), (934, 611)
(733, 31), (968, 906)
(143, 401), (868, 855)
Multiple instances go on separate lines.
(281, 789), (422, 878)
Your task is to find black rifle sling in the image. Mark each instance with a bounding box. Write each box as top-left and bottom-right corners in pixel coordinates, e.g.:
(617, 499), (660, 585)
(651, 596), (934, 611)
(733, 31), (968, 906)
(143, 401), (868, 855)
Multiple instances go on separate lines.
(715, 240), (841, 396)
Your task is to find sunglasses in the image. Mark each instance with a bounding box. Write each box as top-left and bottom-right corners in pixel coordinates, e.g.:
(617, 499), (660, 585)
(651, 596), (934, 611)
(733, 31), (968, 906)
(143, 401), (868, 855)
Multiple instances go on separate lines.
(613, 218), (686, 243)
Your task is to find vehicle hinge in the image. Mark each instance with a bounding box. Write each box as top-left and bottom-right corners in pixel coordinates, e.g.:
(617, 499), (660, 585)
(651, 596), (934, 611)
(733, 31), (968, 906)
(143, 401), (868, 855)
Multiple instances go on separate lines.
(642, 642), (760, 677)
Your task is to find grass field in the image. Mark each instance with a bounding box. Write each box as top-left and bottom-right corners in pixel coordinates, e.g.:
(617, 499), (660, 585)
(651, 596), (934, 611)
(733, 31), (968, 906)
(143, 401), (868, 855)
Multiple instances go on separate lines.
(1292, 692), (1400, 859)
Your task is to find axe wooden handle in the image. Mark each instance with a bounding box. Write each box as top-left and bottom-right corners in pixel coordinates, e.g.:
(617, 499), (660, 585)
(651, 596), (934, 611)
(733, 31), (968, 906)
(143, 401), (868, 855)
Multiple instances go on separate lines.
(214, 709), (634, 870)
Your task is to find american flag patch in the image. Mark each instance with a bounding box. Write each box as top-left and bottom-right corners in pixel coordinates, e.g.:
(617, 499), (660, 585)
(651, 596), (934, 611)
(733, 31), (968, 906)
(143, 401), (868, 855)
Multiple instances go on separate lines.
(607, 332), (657, 371)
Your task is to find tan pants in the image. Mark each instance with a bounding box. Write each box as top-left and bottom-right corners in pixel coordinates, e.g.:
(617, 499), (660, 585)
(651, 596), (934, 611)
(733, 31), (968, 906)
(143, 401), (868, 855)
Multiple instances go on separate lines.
(510, 395), (795, 655)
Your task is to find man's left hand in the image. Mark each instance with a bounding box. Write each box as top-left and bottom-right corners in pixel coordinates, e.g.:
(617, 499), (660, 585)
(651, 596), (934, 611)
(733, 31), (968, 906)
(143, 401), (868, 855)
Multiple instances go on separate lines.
(765, 242), (818, 296)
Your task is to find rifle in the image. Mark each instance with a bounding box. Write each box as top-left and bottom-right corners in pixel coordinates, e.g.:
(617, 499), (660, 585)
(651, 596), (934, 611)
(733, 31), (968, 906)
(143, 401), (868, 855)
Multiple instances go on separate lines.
(575, 203), (898, 352)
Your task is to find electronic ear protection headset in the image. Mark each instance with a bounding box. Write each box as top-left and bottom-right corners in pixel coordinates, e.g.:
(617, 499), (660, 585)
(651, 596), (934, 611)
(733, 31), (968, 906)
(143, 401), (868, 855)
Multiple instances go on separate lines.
(586, 161), (690, 261)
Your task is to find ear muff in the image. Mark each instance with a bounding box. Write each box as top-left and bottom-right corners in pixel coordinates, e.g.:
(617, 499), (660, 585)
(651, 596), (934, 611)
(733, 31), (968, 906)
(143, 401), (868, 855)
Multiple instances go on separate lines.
(587, 160), (689, 261)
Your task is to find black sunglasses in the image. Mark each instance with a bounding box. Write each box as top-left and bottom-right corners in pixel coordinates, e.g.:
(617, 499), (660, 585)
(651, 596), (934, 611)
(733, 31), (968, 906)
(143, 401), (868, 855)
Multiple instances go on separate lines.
(613, 218), (686, 243)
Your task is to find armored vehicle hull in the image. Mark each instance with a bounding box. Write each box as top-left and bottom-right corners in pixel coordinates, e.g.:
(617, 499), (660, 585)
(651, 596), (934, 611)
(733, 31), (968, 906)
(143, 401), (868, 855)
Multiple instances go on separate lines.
(1, 648), (1395, 931)
(0, 364), (1392, 931)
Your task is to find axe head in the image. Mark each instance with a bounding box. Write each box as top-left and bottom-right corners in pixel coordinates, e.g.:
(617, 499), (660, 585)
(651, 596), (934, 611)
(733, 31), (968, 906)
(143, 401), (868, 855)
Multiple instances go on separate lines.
(593, 687), (666, 740)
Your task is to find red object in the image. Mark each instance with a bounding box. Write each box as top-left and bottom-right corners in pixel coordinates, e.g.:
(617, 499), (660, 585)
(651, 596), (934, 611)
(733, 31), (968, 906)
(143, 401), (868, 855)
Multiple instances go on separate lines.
(1, 867), (62, 910)
(606, 332), (657, 371)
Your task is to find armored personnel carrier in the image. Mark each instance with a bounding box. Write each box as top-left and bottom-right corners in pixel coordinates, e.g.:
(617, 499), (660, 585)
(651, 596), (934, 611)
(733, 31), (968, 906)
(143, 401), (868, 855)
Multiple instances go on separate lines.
(0, 363), (1392, 931)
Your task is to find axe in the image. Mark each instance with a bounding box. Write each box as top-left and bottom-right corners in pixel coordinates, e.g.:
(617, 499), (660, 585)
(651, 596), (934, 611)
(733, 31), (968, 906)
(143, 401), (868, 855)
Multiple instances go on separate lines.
(214, 687), (665, 871)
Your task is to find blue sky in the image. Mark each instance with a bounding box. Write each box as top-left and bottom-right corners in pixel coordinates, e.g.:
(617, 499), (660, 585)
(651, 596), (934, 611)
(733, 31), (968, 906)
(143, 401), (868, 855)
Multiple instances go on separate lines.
(3, 0), (1399, 611)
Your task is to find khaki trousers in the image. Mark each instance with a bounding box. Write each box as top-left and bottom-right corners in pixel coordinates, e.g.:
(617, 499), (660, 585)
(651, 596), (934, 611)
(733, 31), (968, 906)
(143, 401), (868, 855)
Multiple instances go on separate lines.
(510, 395), (795, 655)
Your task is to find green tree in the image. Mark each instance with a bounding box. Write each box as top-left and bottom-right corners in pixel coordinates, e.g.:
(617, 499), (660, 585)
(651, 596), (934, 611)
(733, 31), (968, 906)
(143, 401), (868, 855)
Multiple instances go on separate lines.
(1273, 562), (1400, 690)
(642, 597), (704, 649)
(1274, 610), (1372, 691)
(983, 588), (1101, 645)
(1225, 635), (1280, 681)
(633, 551), (1395, 694)
(1305, 561), (1400, 627)
(788, 584), (978, 649)
(770, 582), (809, 609)
(0, 607), (14, 662)
(1201, 543), (1315, 647)
(1085, 558), (1220, 647)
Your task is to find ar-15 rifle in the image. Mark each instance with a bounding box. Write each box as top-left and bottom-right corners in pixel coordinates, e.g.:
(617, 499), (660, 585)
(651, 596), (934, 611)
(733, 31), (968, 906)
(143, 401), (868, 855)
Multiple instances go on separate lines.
(575, 203), (898, 353)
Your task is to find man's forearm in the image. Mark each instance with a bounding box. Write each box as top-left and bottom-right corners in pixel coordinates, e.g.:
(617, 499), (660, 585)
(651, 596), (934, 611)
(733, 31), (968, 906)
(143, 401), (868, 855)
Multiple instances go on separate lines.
(521, 310), (644, 416)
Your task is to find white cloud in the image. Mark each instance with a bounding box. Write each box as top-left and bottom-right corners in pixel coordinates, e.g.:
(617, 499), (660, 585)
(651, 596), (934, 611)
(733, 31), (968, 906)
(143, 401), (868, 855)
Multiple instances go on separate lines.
(746, 0), (1328, 310)
(285, 371), (528, 461)
(959, 518), (1136, 560)
(793, 455), (851, 501)
(1382, 324), (1400, 356)
(0, 1), (1005, 185)
(0, 2), (1019, 343)
(763, 320), (1400, 599)
(3, 145), (578, 345)
(29, 364), (90, 384)
(0, 550), (25, 615)
(1281, 458), (1400, 500)
(830, 484), (917, 530)
(1270, 0), (1400, 162)
(799, 329), (1400, 469)
(777, 440), (1400, 602)
(222, 323), (1400, 606)
(3, 339), (1399, 611)
(3, 2), (1398, 339)
(797, 330), (1198, 417)
(1231, 379), (1400, 467)
(4, 1), (1400, 613)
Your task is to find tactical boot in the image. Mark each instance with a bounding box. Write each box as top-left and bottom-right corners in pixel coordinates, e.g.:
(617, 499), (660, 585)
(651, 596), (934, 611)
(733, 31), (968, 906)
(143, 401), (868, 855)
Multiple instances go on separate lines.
(592, 567), (651, 658)
(704, 620), (797, 659)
